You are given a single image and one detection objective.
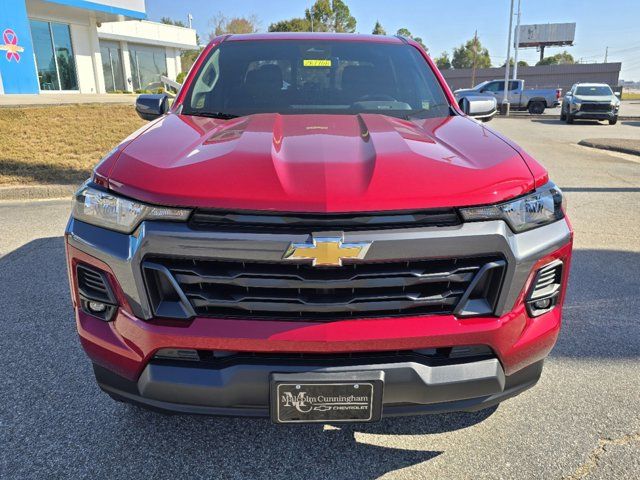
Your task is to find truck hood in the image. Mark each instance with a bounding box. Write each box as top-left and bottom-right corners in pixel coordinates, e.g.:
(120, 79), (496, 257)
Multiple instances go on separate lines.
(107, 113), (535, 212)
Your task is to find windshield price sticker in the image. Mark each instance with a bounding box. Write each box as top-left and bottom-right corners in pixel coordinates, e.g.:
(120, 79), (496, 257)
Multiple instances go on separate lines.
(303, 59), (332, 67)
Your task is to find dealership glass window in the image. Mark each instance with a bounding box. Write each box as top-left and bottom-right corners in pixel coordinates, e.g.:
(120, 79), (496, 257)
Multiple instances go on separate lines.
(129, 44), (167, 91)
(29, 20), (78, 91)
(100, 41), (126, 92)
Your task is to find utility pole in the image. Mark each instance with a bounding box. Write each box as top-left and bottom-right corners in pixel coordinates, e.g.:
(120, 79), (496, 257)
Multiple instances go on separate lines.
(187, 13), (193, 29)
(471, 30), (478, 88)
(502, 0), (515, 115)
(604, 46), (608, 63)
(310, 4), (315, 32)
(512, 0), (522, 81)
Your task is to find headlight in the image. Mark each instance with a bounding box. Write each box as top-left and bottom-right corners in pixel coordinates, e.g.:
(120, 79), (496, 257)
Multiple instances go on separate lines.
(72, 184), (191, 233)
(460, 182), (564, 233)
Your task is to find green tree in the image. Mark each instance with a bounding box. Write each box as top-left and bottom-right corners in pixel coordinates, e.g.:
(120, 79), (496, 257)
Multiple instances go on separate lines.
(269, 17), (311, 32)
(451, 37), (491, 69)
(372, 20), (386, 35)
(500, 58), (529, 67)
(304, 0), (356, 33)
(396, 28), (427, 51)
(180, 48), (203, 75)
(160, 17), (187, 28)
(209, 12), (259, 40)
(536, 51), (575, 66)
(331, 0), (356, 32)
(434, 52), (451, 69)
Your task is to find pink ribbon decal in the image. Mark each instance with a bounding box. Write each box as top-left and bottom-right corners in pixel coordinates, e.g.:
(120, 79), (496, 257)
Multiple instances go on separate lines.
(2, 29), (24, 62)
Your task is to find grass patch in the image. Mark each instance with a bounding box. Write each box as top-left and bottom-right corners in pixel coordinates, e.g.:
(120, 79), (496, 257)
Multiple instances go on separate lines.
(0, 104), (146, 186)
(621, 92), (640, 100)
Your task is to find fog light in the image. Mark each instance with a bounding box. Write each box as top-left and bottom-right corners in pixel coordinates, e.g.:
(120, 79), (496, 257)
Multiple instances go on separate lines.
(533, 298), (552, 310)
(88, 301), (107, 313)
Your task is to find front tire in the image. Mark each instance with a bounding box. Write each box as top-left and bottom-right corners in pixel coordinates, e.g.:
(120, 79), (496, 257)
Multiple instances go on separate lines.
(609, 116), (618, 125)
(566, 113), (574, 124)
(560, 108), (566, 121)
(528, 101), (545, 115)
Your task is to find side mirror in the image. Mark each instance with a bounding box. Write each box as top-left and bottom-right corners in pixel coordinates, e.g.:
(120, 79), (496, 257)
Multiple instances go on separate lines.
(461, 96), (497, 120)
(136, 94), (169, 121)
(614, 92), (621, 97)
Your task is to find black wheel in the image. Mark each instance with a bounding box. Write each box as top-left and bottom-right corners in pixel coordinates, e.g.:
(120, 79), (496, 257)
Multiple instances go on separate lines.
(609, 116), (618, 125)
(566, 113), (574, 124)
(528, 101), (545, 115)
(560, 108), (566, 121)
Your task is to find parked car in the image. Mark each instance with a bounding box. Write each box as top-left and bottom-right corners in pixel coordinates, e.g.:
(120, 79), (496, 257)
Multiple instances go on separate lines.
(455, 79), (562, 114)
(561, 83), (620, 125)
(65, 33), (572, 424)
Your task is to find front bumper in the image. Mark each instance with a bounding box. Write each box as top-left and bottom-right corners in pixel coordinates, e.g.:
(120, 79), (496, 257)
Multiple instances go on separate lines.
(66, 216), (572, 416)
(572, 107), (617, 120)
(94, 357), (545, 417)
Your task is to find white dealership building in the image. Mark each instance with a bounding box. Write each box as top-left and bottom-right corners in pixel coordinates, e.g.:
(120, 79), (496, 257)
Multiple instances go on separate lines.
(0, 0), (197, 95)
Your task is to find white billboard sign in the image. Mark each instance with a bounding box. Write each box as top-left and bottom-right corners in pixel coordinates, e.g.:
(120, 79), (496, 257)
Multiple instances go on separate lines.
(517, 23), (576, 47)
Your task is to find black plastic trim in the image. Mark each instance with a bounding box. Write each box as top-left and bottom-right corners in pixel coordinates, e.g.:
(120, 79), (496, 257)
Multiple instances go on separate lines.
(92, 360), (544, 418)
(189, 208), (461, 233)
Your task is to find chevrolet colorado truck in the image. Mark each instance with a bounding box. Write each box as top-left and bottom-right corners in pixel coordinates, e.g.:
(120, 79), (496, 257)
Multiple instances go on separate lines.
(65, 33), (573, 424)
(561, 83), (621, 125)
(455, 79), (562, 114)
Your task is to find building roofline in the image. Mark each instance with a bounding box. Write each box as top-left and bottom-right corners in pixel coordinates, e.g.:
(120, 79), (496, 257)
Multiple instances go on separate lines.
(42, 0), (146, 20)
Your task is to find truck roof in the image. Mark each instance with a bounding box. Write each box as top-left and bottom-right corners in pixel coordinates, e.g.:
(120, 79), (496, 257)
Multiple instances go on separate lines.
(215, 32), (405, 44)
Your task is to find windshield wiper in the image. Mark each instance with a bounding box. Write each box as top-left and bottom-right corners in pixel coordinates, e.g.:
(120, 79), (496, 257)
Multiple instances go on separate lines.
(405, 104), (453, 119)
(184, 111), (240, 120)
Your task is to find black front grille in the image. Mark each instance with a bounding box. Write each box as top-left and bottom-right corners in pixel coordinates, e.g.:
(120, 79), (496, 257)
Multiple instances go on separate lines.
(143, 255), (505, 320)
(580, 103), (613, 112)
(189, 209), (461, 233)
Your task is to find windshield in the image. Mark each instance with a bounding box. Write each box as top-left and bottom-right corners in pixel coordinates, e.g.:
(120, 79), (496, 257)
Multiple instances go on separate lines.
(182, 40), (451, 119)
(575, 85), (613, 96)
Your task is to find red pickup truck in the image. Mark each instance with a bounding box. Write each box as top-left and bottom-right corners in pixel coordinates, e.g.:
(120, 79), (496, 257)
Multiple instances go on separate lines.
(65, 33), (572, 424)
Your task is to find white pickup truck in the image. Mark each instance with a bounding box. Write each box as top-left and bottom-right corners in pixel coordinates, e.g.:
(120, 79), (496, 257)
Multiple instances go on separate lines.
(454, 79), (562, 114)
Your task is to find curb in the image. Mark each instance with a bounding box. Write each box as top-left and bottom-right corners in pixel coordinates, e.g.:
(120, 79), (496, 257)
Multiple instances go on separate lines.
(498, 114), (640, 121)
(0, 184), (78, 201)
(578, 139), (640, 157)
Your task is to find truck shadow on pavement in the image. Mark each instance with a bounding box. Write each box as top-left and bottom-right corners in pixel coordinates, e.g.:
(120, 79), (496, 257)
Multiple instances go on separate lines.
(531, 119), (608, 126)
(1, 237), (639, 479)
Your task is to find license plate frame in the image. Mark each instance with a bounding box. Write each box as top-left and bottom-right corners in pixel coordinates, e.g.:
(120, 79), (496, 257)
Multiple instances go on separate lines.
(270, 371), (384, 424)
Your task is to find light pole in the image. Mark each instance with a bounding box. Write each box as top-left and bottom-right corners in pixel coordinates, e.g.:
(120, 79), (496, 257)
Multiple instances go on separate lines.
(512, 0), (522, 81)
(502, 0), (515, 115)
(310, 4), (315, 32)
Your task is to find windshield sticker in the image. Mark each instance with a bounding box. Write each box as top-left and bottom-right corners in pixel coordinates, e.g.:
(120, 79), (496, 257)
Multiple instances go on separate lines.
(303, 59), (332, 68)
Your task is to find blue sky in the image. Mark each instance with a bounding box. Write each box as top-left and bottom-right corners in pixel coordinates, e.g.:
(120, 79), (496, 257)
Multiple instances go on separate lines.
(147, 0), (640, 80)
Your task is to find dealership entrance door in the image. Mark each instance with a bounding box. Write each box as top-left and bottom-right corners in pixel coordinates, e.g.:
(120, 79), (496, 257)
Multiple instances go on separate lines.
(99, 40), (126, 92)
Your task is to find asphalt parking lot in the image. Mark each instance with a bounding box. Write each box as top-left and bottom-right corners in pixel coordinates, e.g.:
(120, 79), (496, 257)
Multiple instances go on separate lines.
(1, 117), (639, 480)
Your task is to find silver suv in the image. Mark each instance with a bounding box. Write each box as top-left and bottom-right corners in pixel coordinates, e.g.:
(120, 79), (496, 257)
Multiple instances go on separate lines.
(561, 83), (620, 125)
